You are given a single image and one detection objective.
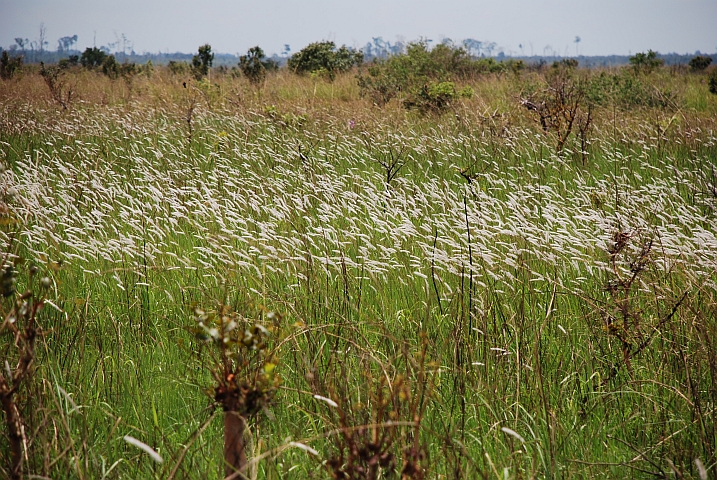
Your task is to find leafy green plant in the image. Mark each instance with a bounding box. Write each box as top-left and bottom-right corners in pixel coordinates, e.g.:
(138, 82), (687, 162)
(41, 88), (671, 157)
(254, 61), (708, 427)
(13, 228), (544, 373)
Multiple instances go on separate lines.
(189, 301), (281, 477)
(404, 81), (472, 115)
(80, 47), (107, 69)
(709, 68), (717, 95)
(629, 49), (664, 74)
(239, 46), (268, 86)
(192, 44), (214, 80)
(0, 51), (23, 80)
(288, 41), (362, 80)
(689, 55), (713, 72)
(168, 60), (189, 75)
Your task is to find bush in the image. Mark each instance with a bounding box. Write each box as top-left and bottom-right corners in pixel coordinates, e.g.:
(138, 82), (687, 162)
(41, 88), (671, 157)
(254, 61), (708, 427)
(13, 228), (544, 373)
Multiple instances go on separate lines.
(586, 70), (674, 108)
(239, 46), (268, 86)
(80, 47), (107, 69)
(0, 51), (23, 79)
(689, 55), (713, 72)
(709, 69), (717, 95)
(288, 41), (362, 80)
(403, 81), (472, 115)
(629, 50), (664, 74)
(101, 55), (119, 78)
(192, 44), (214, 80)
(168, 60), (189, 75)
(357, 41), (497, 108)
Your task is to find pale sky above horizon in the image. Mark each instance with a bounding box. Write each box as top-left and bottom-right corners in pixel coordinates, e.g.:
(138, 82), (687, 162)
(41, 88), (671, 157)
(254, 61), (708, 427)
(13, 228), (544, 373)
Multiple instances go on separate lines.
(1, 0), (716, 57)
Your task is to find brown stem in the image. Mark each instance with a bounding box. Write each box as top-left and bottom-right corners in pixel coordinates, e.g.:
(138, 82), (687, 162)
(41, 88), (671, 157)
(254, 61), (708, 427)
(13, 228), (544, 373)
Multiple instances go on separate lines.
(224, 410), (247, 479)
(1, 375), (24, 480)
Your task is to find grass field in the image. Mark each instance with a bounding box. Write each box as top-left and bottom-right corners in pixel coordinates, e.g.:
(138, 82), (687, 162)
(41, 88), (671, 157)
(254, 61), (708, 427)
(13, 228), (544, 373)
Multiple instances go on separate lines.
(1, 63), (717, 479)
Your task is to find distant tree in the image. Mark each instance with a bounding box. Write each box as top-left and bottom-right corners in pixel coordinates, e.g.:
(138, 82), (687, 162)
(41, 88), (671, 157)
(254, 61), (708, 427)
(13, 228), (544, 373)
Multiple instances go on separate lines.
(192, 44), (214, 80)
(239, 46), (267, 86)
(288, 41), (363, 80)
(689, 55), (712, 72)
(57, 35), (78, 53)
(81, 47), (107, 68)
(574, 36), (581, 56)
(629, 50), (664, 74)
(38, 23), (48, 54)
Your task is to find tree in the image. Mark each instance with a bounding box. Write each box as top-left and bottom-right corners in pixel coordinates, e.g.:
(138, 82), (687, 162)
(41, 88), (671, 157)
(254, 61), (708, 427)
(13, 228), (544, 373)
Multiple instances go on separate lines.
(288, 41), (362, 80)
(239, 46), (268, 86)
(629, 50), (664, 74)
(192, 44), (214, 80)
(80, 47), (107, 68)
(574, 36), (581, 56)
(57, 35), (78, 53)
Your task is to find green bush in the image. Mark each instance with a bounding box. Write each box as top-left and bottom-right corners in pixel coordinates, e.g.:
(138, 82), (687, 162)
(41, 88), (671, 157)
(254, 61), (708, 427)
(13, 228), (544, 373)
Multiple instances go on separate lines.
(689, 55), (713, 72)
(709, 68), (717, 95)
(239, 46), (268, 86)
(0, 51), (23, 79)
(357, 41), (517, 108)
(586, 70), (674, 108)
(101, 55), (119, 78)
(403, 81), (472, 114)
(629, 50), (664, 74)
(168, 60), (189, 75)
(80, 47), (107, 69)
(192, 44), (214, 80)
(288, 41), (362, 80)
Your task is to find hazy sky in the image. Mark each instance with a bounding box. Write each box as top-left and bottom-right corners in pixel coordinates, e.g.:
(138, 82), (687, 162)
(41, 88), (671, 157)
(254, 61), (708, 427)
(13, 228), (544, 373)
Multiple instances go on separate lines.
(1, 0), (716, 57)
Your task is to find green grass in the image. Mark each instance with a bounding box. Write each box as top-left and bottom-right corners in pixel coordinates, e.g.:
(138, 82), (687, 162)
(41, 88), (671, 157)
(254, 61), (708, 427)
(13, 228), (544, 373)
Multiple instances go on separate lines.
(1, 66), (716, 479)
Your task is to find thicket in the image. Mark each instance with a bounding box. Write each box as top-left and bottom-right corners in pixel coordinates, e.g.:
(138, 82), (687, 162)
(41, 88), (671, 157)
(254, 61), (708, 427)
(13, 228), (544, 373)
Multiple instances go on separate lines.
(357, 41), (522, 112)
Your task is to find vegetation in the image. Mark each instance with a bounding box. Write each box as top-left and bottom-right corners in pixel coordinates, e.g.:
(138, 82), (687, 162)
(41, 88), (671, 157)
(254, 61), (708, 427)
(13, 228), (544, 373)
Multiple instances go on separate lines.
(192, 44), (214, 80)
(0, 52), (23, 80)
(287, 41), (362, 80)
(80, 46), (107, 69)
(1, 45), (717, 479)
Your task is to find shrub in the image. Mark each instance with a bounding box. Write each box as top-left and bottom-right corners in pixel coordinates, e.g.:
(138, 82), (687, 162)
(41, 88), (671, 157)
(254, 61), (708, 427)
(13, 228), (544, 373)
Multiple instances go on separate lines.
(239, 46), (268, 86)
(101, 55), (119, 78)
(629, 50), (664, 74)
(0, 51), (23, 79)
(403, 81), (472, 115)
(192, 44), (214, 80)
(689, 55), (713, 72)
(40, 62), (73, 110)
(709, 68), (717, 95)
(168, 60), (189, 75)
(288, 41), (362, 80)
(80, 47), (107, 69)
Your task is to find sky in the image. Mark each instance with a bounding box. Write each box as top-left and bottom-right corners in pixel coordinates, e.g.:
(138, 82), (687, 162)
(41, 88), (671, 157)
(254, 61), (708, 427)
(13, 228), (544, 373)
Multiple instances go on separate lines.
(1, 0), (716, 57)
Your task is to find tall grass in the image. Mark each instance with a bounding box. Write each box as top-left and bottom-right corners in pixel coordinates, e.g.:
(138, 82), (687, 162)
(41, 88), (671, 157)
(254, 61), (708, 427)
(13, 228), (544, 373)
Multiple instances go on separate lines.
(1, 64), (716, 478)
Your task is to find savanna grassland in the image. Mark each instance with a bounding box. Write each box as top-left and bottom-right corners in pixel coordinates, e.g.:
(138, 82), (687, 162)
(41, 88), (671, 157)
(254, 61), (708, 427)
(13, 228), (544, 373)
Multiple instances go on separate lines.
(1, 55), (717, 479)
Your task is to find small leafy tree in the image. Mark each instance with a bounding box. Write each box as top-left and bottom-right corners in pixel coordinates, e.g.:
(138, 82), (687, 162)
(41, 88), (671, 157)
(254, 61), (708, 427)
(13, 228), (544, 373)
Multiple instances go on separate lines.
(239, 46), (267, 86)
(629, 50), (664, 74)
(80, 47), (107, 69)
(0, 51), (23, 79)
(192, 44), (214, 80)
(101, 55), (120, 78)
(288, 41), (362, 80)
(689, 55), (713, 72)
(189, 300), (281, 477)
